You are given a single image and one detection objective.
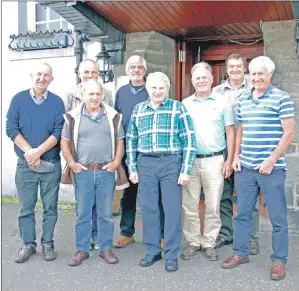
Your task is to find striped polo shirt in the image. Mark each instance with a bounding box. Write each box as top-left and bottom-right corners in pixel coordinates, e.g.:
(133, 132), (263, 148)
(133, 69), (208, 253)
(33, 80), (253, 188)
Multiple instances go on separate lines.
(237, 84), (294, 169)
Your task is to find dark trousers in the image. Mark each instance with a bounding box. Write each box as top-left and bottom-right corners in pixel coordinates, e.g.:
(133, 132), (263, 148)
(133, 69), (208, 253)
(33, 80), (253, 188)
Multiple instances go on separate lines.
(120, 158), (165, 238)
(138, 154), (182, 259)
(233, 167), (288, 264)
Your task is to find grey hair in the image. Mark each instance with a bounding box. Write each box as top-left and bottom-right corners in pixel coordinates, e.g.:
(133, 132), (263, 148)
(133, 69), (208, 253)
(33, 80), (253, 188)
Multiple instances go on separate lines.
(191, 61), (213, 78)
(146, 72), (170, 91)
(81, 79), (103, 93)
(79, 59), (99, 74)
(248, 56), (275, 74)
(125, 55), (147, 73)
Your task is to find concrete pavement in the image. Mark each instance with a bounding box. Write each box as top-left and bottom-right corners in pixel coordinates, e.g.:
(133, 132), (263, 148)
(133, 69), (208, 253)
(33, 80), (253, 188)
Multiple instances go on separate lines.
(2, 202), (299, 291)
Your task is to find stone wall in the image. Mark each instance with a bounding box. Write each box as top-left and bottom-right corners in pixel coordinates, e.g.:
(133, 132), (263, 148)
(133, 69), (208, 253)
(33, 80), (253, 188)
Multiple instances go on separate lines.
(262, 20), (299, 224)
(114, 32), (175, 97)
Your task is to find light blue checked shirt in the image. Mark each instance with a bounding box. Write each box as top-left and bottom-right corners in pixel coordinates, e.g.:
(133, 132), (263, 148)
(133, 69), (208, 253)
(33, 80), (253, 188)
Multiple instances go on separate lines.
(126, 98), (197, 175)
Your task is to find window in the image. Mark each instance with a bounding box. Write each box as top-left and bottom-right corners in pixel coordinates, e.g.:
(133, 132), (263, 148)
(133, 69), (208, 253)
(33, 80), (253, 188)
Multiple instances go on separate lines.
(35, 3), (70, 32)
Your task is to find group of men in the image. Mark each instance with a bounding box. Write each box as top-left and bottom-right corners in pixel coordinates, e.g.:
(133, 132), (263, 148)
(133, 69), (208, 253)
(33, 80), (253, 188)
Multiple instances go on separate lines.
(6, 52), (294, 280)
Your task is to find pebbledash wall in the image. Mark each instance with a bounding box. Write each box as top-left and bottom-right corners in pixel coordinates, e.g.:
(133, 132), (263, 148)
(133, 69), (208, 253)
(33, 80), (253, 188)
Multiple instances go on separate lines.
(262, 20), (299, 225)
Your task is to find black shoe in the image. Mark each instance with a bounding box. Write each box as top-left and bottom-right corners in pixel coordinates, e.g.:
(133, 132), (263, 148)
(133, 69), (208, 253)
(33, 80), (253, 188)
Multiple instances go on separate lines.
(42, 244), (56, 261)
(165, 259), (178, 272)
(215, 236), (233, 249)
(139, 254), (162, 267)
(249, 239), (260, 255)
(203, 247), (219, 261)
(15, 245), (36, 263)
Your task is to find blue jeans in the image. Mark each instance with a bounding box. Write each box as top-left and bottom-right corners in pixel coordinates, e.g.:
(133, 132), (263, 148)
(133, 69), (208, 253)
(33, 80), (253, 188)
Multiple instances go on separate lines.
(137, 154), (182, 260)
(15, 157), (61, 248)
(74, 169), (115, 252)
(233, 167), (288, 264)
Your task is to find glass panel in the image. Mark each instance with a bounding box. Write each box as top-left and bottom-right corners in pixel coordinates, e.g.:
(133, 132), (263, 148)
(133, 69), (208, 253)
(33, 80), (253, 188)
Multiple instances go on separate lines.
(36, 23), (47, 32)
(219, 73), (228, 83)
(50, 8), (61, 20)
(49, 21), (61, 31)
(62, 21), (68, 31)
(36, 4), (47, 22)
(97, 59), (104, 71)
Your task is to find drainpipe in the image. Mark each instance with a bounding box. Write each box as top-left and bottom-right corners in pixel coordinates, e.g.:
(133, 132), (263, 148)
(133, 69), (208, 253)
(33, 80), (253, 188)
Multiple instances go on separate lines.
(74, 28), (90, 84)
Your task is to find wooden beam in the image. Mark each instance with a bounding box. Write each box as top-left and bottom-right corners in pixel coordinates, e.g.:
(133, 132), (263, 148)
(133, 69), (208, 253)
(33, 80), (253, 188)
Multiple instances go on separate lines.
(186, 33), (263, 42)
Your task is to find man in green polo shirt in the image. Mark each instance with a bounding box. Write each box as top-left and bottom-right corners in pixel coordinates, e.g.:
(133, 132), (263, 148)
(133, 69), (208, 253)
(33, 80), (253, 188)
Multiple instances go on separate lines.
(181, 62), (235, 261)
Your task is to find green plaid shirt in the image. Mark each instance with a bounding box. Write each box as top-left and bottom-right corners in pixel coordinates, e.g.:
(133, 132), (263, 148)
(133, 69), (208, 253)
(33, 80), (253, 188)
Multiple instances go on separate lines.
(126, 98), (197, 175)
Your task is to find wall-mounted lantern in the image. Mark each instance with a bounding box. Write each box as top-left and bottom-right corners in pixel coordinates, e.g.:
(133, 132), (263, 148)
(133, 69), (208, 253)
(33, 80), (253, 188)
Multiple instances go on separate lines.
(95, 43), (114, 84)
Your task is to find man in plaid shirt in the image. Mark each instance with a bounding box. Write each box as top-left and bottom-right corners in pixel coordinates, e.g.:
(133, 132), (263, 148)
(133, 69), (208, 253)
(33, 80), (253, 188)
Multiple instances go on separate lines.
(126, 72), (196, 272)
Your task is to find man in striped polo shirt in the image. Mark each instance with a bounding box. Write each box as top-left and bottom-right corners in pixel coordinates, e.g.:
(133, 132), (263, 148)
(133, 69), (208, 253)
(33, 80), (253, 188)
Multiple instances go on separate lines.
(222, 56), (295, 281)
(213, 53), (260, 255)
(126, 72), (197, 272)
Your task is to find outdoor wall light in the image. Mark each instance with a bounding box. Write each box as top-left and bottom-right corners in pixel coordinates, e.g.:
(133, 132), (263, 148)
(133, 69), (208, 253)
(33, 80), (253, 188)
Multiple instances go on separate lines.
(95, 43), (114, 84)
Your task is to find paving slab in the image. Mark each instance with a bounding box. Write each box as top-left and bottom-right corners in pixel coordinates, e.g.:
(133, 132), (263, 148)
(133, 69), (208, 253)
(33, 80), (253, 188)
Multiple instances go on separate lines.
(2, 202), (299, 291)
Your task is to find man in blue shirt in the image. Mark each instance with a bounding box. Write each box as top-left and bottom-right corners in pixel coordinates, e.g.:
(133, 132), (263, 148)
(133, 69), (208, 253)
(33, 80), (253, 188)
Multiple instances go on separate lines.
(6, 62), (65, 263)
(113, 56), (165, 249)
(213, 53), (260, 255)
(222, 56), (295, 281)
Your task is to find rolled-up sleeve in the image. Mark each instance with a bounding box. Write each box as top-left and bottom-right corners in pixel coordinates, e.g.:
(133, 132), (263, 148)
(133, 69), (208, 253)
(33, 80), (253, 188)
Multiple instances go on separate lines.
(52, 99), (65, 142)
(223, 102), (234, 126)
(6, 96), (20, 141)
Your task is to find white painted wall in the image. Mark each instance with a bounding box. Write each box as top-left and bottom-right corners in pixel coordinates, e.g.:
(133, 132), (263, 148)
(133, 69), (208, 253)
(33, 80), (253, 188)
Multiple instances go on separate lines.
(1, 2), (127, 201)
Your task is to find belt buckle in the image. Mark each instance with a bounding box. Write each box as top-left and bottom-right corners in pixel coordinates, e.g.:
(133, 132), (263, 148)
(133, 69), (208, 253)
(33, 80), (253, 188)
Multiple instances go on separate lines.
(89, 164), (99, 170)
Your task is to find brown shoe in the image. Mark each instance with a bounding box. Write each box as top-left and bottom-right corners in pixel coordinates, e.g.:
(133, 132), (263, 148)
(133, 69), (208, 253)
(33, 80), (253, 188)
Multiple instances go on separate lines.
(68, 251), (89, 267)
(99, 250), (119, 264)
(270, 261), (286, 281)
(113, 236), (135, 248)
(221, 254), (249, 269)
(160, 239), (164, 250)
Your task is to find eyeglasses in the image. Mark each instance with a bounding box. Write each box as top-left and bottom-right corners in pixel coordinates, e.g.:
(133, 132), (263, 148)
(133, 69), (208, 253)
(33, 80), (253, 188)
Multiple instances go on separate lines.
(129, 65), (145, 71)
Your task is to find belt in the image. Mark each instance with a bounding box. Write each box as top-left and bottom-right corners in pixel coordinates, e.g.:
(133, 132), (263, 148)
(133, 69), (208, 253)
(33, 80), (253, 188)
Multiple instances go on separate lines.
(196, 150), (224, 159)
(140, 153), (177, 158)
(86, 162), (109, 169)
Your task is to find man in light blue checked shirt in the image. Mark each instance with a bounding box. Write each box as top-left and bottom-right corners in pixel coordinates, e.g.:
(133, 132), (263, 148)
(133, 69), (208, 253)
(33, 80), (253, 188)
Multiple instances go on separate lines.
(126, 72), (196, 272)
(222, 56), (295, 281)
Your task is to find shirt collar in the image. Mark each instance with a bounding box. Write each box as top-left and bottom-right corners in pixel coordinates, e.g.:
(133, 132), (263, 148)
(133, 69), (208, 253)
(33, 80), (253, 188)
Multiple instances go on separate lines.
(82, 105), (105, 121)
(223, 78), (247, 90)
(192, 93), (215, 102)
(30, 88), (48, 100)
(129, 79), (146, 95)
(247, 84), (273, 100)
(146, 97), (169, 108)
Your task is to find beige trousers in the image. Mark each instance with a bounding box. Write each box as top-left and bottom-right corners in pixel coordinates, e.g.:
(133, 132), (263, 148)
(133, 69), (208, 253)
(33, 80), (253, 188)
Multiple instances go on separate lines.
(182, 155), (224, 248)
